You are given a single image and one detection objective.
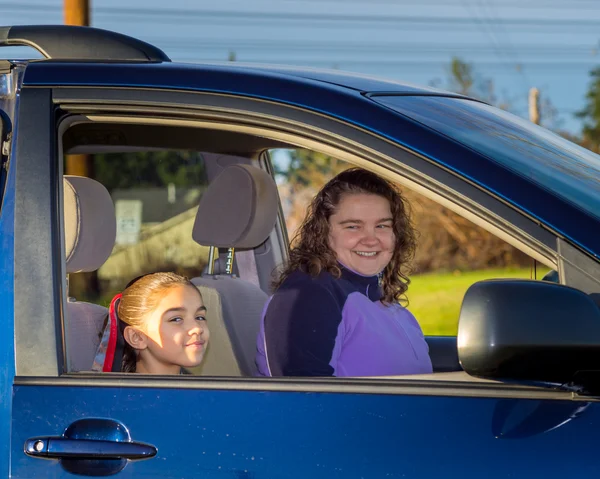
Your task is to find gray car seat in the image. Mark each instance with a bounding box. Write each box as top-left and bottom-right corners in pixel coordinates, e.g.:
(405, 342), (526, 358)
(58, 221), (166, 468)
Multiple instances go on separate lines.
(190, 164), (279, 376)
(63, 175), (116, 372)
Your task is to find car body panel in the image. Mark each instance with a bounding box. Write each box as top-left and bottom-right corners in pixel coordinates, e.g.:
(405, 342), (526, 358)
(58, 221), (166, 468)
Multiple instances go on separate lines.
(10, 384), (599, 478)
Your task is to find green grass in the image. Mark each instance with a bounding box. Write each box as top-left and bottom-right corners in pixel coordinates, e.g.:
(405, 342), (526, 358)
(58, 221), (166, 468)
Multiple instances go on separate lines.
(408, 267), (550, 336)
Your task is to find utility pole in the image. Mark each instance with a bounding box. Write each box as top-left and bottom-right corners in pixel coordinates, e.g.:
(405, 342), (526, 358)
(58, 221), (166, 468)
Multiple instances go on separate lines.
(64, 0), (90, 26)
(529, 87), (540, 125)
(64, 0), (92, 177)
(64, 0), (97, 299)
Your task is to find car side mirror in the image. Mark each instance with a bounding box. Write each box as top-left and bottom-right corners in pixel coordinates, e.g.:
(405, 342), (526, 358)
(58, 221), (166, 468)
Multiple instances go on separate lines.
(457, 279), (600, 389)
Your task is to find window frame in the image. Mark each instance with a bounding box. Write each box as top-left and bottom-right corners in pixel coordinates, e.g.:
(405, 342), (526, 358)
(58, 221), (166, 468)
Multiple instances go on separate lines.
(0, 64), (19, 214)
(15, 85), (588, 401)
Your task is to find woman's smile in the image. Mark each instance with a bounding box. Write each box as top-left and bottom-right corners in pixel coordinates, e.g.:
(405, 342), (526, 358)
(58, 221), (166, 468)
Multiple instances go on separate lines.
(353, 251), (380, 257)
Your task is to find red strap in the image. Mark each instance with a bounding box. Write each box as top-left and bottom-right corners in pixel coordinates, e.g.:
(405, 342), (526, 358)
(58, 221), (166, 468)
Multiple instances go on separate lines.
(104, 293), (122, 372)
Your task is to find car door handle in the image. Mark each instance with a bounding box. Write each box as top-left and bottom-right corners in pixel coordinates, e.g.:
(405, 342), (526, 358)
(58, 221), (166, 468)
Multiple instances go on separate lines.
(24, 437), (157, 460)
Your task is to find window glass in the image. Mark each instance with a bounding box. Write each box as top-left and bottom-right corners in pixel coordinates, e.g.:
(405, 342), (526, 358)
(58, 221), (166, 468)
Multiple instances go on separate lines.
(271, 148), (549, 336)
(65, 150), (210, 306)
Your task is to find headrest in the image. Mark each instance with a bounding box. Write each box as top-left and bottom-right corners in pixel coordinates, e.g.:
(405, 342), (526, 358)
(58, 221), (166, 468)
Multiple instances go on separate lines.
(64, 175), (116, 273)
(192, 165), (278, 249)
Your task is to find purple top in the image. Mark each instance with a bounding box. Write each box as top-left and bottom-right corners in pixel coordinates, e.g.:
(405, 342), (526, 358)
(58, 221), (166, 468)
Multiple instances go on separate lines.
(255, 266), (433, 377)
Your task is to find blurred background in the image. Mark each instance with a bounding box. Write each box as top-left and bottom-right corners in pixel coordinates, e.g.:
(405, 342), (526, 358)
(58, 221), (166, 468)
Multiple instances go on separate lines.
(6, 0), (599, 334)
(6, 0), (600, 135)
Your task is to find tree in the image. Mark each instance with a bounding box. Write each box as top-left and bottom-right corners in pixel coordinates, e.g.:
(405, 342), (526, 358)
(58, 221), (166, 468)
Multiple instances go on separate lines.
(575, 66), (600, 153)
(275, 149), (348, 240)
(430, 57), (511, 111)
(92, 150), (207, 193)
(66, 150), (207, 301)
(448, 57), (474, 96)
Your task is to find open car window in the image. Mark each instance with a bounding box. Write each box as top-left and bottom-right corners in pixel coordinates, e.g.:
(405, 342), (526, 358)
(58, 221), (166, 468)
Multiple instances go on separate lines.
(53, 112), (575, 392)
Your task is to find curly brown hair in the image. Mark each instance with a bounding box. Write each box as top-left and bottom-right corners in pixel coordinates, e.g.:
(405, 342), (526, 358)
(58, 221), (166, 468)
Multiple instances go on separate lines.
(274, 167), (417, 305)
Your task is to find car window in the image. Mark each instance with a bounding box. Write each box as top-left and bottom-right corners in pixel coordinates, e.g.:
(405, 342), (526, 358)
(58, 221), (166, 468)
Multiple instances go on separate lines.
(55, 115), (556, 381)
(61, 143), (274, 377)
(371, 95), (600, 222)
(272, 148), (550, 337)
(66, 150), (210, 305)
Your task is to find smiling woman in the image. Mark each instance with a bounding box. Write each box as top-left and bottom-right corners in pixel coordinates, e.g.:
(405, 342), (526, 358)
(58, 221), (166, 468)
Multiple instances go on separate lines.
(256, 168), (432, 377)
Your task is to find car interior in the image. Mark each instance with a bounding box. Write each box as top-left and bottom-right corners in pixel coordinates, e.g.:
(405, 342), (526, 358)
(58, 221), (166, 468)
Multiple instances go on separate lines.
(60, 118), (553, 382)
(62, 121), (301, 377)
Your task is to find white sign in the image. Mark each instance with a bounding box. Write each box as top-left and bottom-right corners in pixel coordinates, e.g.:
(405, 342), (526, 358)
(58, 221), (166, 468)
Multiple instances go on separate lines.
(115, 199), (143, 245)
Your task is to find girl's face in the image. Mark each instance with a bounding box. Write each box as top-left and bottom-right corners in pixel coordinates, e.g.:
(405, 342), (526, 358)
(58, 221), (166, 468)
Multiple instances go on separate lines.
(328, 192), (395, 276)
(136, 284), (209, 374)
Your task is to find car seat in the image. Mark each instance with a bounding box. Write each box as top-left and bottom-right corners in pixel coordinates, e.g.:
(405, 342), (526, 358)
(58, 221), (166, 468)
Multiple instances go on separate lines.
(63, 175), (116, 372)
(190, 164), (279, 376)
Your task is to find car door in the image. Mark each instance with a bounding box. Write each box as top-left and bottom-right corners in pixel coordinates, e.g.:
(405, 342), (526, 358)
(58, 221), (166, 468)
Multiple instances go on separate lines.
(10, 85), (600, 478)
(12, 382), (600, 478)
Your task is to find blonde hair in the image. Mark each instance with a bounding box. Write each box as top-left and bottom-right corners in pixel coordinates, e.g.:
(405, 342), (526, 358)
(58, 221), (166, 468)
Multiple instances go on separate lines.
(117, 272), (201, 372)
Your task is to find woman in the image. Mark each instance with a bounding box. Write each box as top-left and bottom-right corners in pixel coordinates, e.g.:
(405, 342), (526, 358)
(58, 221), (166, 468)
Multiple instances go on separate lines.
(256, 167), (432, 377)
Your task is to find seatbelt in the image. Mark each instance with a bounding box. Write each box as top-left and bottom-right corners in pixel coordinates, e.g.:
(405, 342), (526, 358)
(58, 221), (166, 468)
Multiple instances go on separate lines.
(235, 249), (260, 289)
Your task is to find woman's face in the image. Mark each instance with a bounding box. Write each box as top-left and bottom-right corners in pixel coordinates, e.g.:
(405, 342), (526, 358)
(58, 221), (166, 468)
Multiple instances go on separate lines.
(328, 192), (395, 276)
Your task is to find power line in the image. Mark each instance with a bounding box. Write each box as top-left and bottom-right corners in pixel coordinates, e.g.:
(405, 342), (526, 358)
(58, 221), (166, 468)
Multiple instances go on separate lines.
(167, 58), (600, 70)
(477, 0), (531, 91)
(461, 1), (508, 66)
(5, 11), (600, 33)
(148, 39), (600, 56)
(279, 0), (600, 7)
(3, 3), (600, 29)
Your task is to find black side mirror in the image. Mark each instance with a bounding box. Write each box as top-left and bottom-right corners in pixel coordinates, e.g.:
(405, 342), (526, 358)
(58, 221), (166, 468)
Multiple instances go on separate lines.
(457, 279), (600, 387)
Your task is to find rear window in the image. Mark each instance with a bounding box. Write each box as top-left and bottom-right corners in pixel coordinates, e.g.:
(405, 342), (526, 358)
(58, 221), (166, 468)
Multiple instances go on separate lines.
(372, 95), (600, 221)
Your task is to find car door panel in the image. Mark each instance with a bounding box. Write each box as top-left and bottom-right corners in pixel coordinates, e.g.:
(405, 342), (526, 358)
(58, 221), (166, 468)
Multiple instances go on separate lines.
(11, 383), (599, 478)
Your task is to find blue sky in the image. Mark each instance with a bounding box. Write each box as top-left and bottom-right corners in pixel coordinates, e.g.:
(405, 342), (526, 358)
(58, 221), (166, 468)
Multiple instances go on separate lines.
(3, 0), (600, 134)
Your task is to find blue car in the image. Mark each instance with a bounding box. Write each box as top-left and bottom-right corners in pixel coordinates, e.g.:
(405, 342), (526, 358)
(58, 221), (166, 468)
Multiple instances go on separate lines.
(2, 25), (600, 478)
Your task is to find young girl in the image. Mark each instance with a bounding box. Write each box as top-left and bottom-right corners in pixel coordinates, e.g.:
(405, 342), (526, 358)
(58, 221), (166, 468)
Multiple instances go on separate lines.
(93, 272), (210, 374)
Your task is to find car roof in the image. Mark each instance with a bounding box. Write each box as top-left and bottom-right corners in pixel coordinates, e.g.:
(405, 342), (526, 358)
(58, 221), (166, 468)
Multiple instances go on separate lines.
(191, 61), (459, 95)
(20, 59), (463, 97)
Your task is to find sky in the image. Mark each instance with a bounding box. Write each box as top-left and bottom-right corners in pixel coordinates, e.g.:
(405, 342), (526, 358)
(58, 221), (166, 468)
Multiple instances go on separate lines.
(2, 0), (600, 134)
